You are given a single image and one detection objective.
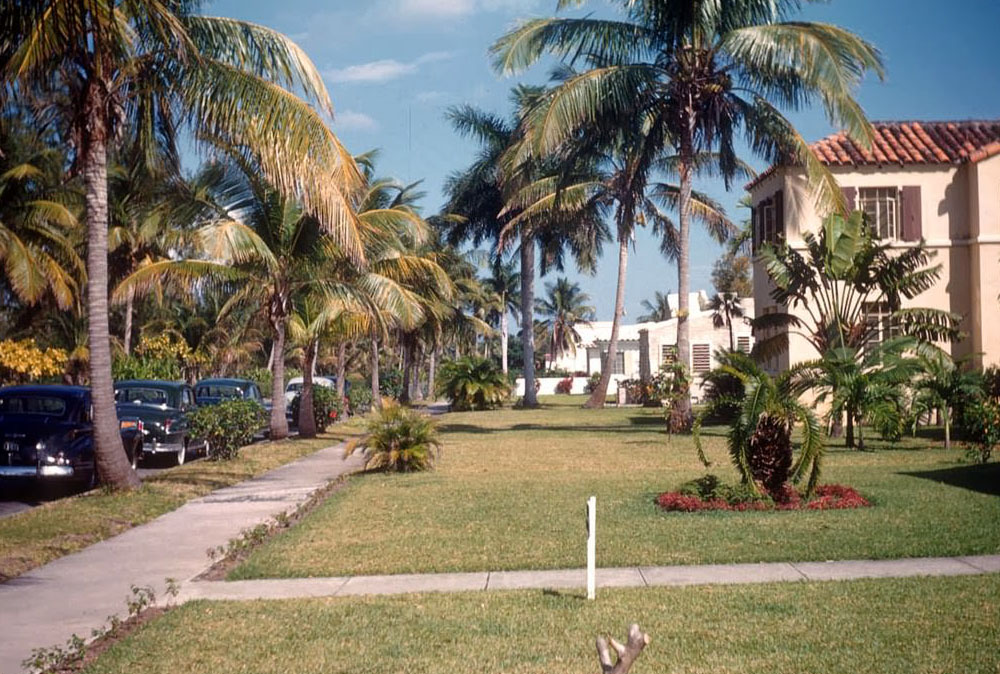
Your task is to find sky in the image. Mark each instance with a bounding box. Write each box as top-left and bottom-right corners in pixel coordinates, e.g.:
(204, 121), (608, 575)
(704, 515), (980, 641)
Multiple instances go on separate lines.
(209, 0), (1000, 320)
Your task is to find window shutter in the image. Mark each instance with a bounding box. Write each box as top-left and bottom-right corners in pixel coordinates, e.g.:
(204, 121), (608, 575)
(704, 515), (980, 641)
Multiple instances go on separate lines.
(692, 344), (711, 373)
(900, 185), (922, 241)
(774, 190), (784, 241)
(841, 186), (856, 211)
(750, 205), (759, 252)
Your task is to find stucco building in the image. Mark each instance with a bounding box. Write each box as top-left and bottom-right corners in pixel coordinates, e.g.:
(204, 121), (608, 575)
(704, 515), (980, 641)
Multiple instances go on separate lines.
(747, 120), (1000, 371)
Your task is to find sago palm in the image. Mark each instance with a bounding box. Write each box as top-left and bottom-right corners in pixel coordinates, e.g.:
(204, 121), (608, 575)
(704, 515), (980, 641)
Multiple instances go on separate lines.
(1, 1), (362, 488)
(493, 0), (884, 424)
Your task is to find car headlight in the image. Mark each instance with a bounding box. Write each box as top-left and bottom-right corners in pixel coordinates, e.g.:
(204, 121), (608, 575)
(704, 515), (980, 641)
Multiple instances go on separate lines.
(39, 446), (71, 466)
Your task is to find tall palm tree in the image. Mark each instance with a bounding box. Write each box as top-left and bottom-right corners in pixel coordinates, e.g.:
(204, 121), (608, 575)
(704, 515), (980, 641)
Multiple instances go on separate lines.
(536, 277), (595, 369)
(492, 0), (885, 424)
(2, 1), (362, 489)
(708, 292), (745, 352)
(484, 257), (521, 374)
(638, 291), (672, 322)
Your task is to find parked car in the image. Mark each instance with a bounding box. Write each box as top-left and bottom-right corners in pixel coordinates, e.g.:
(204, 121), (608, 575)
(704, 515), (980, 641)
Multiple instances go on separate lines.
(114, 380), (206, 466)
(284, 376), (338, 405)
(0, 385), (143, 493)
(194, 378), (266, 407)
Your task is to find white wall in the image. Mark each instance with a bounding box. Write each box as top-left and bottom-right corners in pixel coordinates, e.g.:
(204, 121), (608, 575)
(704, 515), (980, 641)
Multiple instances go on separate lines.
(514, 375), (630, 396)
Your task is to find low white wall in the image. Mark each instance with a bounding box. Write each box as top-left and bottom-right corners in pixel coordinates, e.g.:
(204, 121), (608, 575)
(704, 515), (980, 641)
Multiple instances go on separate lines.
(514, 374), (630, 396)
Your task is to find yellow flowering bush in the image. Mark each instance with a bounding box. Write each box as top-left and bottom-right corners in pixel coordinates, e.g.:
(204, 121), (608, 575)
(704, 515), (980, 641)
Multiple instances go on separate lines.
(0, 339), (68, 384)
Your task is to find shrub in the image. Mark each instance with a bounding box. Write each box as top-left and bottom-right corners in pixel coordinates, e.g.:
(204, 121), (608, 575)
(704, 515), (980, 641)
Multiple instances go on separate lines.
(436, 356), (510, 411)
(242, 366), (273, 395)
(962, 399), (1000, 464)
(347, 384), (373, 415)
(347, 403), (440, 472)
(379, 368), (403, 399)
(289, 386), (346, 433)
(112, 353), (180, 381)
(983, 366), (1000, 402)
(584, 371), (601, 394)
(0, 339), (68, 384)
(555, 377), (574, 394)
(188, 399), (265, 461)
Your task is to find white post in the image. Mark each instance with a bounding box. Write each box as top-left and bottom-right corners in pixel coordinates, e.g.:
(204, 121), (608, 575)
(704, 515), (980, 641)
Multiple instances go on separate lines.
(587, 495), (596, 600)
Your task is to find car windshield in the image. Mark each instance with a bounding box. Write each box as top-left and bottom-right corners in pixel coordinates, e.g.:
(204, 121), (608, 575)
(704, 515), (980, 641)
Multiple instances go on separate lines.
(116, 387), (170, 406)
(287, 383), (302, 393)
(0, 395), (69, 418)
(197, 385), (243, 399)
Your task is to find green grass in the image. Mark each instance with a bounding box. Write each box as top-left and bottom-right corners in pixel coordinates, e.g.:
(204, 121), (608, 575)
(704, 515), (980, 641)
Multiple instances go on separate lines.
(231, 395), (1000, 579)
(84, 575), (1000, 674)
(0, 424), (363, 581)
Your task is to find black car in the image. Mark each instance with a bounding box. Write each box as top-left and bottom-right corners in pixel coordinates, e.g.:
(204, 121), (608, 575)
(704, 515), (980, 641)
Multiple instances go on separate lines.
(0, 385), (143, 492)
(194, 378), (266, 407)
(114, 380), (207, 466)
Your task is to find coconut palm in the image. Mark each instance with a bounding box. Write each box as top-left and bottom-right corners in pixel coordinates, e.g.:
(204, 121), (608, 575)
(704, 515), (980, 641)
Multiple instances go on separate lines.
(638, 291), (672, 322)
(492, 0), (885, 425)
(1, 1), (362, 489)
(536, 277), (595, 369)
(694, 350), (824, 497)
(708, 292), (746, 352)
(484, 257), (521, 374)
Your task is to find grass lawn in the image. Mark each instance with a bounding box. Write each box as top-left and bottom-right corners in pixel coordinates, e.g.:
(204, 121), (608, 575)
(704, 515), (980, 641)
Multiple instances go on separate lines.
(0, 425), (362, 582)
(231, 396), (1000, 579)
(84, 575), (1000, 674)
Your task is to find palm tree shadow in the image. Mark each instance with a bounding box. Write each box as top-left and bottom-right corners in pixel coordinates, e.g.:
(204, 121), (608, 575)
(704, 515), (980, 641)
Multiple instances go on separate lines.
(901, 462), (1000, 497)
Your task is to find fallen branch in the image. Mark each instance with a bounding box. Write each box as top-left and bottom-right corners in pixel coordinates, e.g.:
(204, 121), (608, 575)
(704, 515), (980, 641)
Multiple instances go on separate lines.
(596, 623), (649, 674)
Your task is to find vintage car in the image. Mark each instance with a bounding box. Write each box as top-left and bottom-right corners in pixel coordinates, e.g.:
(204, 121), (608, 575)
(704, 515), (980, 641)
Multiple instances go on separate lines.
(0, 385), (143, 492)
(114, 380), (207, 466)
(194, 378), (266, 407)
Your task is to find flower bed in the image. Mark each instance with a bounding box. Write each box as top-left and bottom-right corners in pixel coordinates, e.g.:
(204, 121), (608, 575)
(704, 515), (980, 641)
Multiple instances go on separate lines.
(657, 484), (870, 512)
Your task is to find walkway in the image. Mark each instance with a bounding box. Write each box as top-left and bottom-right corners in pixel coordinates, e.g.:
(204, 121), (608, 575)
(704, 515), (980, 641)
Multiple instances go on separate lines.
(178, 555), (1000, 602)
(0, 442), (365, 674)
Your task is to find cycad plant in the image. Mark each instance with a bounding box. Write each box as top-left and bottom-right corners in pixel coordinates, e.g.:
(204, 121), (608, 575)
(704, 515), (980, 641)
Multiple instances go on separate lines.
(348, 402), (441, 473)
(436, 356), (511, 412)
(694, 351), (824, 498)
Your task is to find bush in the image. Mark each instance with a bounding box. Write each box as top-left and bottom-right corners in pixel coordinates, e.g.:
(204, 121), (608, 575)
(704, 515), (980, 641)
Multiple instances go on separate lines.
(962, 399), (1000, 464)
(584, 372), (601, 394)
(555, 377), (574, 394)
(436, 356), (510, 411)
(379, 368), (403, 399)
(188, 399), (265, 461)
(112, 353), (180, 381)
(347, 402), (440, 472)
(0, 339), (68, 384)
(289, 386), (346, 433)
(347, 384), (373, 415)
(242, 366), (273, 396)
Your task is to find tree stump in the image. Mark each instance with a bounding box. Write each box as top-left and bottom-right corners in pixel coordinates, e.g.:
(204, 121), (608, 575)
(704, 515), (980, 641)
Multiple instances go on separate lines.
(596, 623), (649, 674)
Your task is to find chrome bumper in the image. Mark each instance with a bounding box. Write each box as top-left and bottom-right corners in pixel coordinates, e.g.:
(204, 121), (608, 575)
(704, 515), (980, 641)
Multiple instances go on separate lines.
(0, 465), (75, 478)
(144, 440), (184, 455)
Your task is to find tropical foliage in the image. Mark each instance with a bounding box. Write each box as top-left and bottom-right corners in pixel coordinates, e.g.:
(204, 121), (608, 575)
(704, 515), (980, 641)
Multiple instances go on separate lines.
(188, 400), (266, 462)
(0, 339), (68, 384)
(348, 403), (441, 473)
(436, 356), (511, 411)
(638, 292), (673, 322)
(536, 277), (594, 368)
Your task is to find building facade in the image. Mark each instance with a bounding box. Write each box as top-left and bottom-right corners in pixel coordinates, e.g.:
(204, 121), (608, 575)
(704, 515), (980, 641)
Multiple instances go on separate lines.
(747, 120), (1000, 370)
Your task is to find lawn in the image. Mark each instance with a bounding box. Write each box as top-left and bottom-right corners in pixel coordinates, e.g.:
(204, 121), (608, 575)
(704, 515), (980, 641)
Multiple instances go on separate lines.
(231, 396), (1000, 579)
(0, 425), (362, 582)
(83, 575), (1000, 674)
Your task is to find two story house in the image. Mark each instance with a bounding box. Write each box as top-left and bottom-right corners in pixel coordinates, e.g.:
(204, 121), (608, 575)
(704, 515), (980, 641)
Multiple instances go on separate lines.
(746, 120), (1000, 370)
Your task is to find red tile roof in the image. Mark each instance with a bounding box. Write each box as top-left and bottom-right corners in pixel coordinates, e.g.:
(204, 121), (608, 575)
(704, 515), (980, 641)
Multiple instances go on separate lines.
(746, 120), (1000, 191)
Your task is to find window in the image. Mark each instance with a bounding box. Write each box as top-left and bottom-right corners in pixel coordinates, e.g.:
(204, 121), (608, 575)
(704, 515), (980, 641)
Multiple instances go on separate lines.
(759, 306), (780, 372)
(752, 194), (783, 252)
(736, 335), (752, 354)
(660, 344), (678, 366)
(602, 351), (625, 375)
(858, 187), (899, 240)
(692, 344), (712, 374)
(863, 301), (899, 353)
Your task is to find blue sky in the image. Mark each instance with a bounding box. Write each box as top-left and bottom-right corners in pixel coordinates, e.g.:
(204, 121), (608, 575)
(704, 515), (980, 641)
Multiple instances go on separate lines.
(210, 0), (1000, 320)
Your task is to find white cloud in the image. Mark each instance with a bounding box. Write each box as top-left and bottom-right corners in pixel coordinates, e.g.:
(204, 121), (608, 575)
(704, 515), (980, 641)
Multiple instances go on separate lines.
(324, 51), (454, 84)
(333, 110), (377, 132)
(394, 0), (476, 18)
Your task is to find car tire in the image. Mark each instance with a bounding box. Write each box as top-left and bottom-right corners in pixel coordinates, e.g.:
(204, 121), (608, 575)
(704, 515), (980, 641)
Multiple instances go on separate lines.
(175, 441), (187, 467)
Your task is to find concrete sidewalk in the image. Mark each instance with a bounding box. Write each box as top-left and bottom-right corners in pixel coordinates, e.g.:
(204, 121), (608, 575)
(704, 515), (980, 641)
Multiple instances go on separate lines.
(178, 555), (1000, 603)
(0, 442), (363, 674)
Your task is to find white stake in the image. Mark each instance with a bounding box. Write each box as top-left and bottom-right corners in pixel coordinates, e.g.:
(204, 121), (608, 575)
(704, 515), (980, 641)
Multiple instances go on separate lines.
(587, 495), (596, 600)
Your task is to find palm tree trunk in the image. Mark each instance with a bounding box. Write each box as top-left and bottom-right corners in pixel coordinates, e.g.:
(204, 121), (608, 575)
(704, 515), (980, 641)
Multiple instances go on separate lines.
(269, 315), (290, 440)
(585, 233), (629, 408)
(370, 335), (382, 410)
(336, 341), (347, 398)
(123, 287), (135, 356)
(400, 335), (412, 404)
(83, 81), (140, 491)
(412, 345), (425, 402)
(500, 298), (509, 375)
(845, 408), (856, 448)
(943, 405), (951, 450)
(428, 347), (437, 401)
(726, 308), (735, 352)
(672, 134), (695, 428)
(298, 339), (318, 438)
(520, 232), (538, 407)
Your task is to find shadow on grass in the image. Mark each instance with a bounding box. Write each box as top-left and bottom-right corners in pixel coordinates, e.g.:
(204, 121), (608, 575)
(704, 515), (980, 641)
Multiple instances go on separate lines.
(901, 462), (1000, 496)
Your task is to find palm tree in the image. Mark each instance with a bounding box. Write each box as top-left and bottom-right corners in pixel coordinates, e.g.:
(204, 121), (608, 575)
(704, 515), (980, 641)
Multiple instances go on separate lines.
(638, 291), (672, 322)
(694, 350), (824, 498)
(912, 350), (983, 450)
(484, 257), (521, 375)
(492, 0), (884, 424)
(708, 292), (746, 352)
(2, 1), (362, 489)
(536, 277), (595, 370)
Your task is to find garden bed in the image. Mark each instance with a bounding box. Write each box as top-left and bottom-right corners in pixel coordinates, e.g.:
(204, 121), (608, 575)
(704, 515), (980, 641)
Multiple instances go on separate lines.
(657, 484), (871, 512)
